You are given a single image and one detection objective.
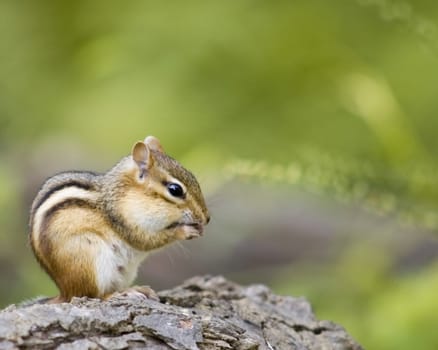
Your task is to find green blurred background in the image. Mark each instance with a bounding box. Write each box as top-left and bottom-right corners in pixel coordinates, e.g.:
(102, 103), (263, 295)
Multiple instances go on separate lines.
(1, 0), (438, 348)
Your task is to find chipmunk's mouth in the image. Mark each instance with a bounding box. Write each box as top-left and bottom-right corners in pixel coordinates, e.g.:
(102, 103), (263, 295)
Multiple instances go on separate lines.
(166, 221), (204, 238)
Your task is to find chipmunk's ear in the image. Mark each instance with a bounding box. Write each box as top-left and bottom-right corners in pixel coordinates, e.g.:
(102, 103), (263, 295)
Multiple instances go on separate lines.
(144, 136), (164, 153)
(132, 141), (153, 173)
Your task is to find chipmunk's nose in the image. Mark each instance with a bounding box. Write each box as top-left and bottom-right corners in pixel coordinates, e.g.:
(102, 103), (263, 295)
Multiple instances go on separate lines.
(206, 215), (211, 225)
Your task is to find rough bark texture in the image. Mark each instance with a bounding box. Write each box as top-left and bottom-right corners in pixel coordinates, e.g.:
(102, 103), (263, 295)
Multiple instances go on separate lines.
(0, 275), (363, 350)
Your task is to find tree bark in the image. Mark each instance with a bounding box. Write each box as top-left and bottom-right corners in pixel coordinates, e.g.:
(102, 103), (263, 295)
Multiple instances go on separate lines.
(0, 275), (362, 350)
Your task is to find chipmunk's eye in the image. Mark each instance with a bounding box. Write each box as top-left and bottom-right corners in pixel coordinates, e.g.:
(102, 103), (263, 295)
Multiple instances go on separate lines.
(167, 183), (185, 198)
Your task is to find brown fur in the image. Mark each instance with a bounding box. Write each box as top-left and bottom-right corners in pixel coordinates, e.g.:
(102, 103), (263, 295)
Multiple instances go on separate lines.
(29, 138), (209, 301)
(38, 206), (105, 299)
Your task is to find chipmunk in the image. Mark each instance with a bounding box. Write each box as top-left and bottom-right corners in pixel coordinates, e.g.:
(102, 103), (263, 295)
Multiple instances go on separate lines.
(29, 136), (210, 303)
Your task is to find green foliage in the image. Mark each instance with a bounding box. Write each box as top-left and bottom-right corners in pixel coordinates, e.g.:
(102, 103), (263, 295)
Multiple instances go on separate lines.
(226, 149), (438, 231)
(1, 1), (438, 349)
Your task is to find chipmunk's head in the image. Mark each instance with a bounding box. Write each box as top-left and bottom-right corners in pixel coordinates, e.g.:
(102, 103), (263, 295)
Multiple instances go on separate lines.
(116, 136), (210, 249)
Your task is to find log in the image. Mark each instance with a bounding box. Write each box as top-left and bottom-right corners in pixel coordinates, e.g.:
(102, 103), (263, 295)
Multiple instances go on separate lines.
(0, 275), (363, 350)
